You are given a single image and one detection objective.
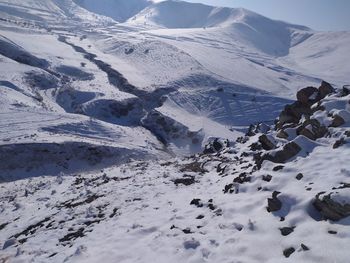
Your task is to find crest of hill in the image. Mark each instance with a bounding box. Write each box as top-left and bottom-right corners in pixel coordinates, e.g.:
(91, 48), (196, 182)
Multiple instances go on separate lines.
(128, 0), (310, 31)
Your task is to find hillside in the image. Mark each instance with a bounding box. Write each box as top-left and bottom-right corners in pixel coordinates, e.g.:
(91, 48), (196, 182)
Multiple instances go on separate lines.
(1, 83), (350, 262)
(0, 0), (349, 262)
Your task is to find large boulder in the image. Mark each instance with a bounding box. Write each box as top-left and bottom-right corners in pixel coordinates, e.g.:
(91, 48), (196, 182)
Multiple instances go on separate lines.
(258, 135), (276, 150)
(262, 142), (301, 164)
(318, 81), (335, 99)
(313, 191), (350, 221)
(276, 102), (313, 129)
(296, 119), (328, 140)
(330, 115), (345, 128)
(296, 86), (318, 105)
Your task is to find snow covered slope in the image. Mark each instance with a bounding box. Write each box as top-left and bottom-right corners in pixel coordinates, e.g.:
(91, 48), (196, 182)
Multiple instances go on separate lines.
(74, 0), (152, 22)
(1, 85), (350, 262)
(0, 0), (349, 157)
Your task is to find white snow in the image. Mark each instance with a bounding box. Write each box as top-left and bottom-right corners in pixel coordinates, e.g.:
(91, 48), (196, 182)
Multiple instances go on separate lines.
(0, 0), (349, 262)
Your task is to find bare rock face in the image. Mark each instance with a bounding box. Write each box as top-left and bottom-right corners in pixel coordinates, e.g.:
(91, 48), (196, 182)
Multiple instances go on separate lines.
(313, 192), (350, 221)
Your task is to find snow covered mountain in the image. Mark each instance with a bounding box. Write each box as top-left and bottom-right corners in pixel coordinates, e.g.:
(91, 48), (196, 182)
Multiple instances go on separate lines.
(0, 0), (349, 261)
(74, 0), (152, 22)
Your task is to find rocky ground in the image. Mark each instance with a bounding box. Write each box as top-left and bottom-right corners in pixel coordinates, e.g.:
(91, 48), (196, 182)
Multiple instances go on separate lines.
(0, 82), (349, 262)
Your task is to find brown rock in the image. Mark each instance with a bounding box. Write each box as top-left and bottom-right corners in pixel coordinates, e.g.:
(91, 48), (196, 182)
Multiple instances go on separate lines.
(276, 130), (288, 139)
(258, 135), (276, 150)
(296, 86), (318, 105)
(313, 192), (350, 221)
(318, 81), (335, 99)
(263, 142), (301, 164)
(330, 115), (345, 127)
(340, 85), (350, 97)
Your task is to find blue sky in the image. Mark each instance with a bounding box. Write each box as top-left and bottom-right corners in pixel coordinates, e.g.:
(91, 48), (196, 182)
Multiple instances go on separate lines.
(182, 0), (350, 31)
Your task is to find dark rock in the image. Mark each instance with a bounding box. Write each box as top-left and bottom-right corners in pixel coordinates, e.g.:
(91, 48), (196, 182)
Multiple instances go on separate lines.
(313, 192), (350, 221)
(273, 165), (284, 171)
(340, 85), (350, 97)
(196, 215), (204, 219)
(297, 86), (318, 105)
(0, 222), (9, 231)
(190, 199), (203, 207)
(203, 138), (228, 154)
(345, 130), (350, 137)
(276, 130), (288, 139)
(318, 81), (335, 99)
(233, 172), (251, 184)
(333, 138), (346, 149)
(301, 243), (310, 251)
(182, 228), (193, 234)
(330, 115), (345, 127)
(296, 118), (328, 141)
(223, 183), (235, 194)
(180, 162), (207, 174)
(174, 176), (195, 186)
(258, 135), (276, 150)
(296, 173), (304, 180)
(262, 174), (272, 182)
(267, 191), (282, 212)
(262, 142), (301, 164)
(283, 247), (295, 258)
(249, 142), (262, 151)
(279, 226), (295, 236)
(328, 230), (337, 235)
(208, 203), (216, 210)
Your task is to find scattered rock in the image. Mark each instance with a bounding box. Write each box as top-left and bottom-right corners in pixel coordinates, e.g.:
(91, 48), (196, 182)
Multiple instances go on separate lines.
(0, 222), (9, 231)
(273, 165), (284, 171)
(283, 247), (295, 258)
(296, 173), (303, 180)
(333, 138), (346, 149)
(190, 199), (203, 207)
(267, 191), (282, 212)
(174, 175), (195, 186)
(233, 172), (251, 184)
(301, 243), (310, 251)
(262, 174), (272, 182)
(279, 226), (295, 236)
